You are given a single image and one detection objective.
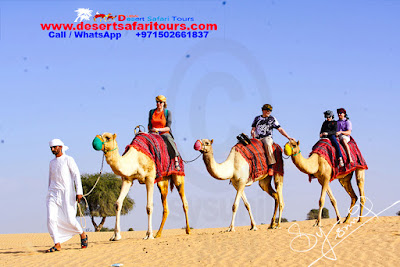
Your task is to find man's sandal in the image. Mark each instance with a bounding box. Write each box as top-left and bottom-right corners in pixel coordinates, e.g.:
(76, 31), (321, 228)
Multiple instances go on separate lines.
(46, 246), (59, 253)
(81, 235), (88, 249)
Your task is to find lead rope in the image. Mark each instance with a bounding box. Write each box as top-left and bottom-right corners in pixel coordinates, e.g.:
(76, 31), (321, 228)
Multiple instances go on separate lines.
(182, 152), (202, 164)
(78, 153), (105, 229)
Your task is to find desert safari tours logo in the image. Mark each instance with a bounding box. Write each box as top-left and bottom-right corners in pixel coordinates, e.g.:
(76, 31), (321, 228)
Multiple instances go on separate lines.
(41, 8), (217, 40)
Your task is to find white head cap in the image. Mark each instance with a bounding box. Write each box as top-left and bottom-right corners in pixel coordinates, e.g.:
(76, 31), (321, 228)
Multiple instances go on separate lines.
(49, 139), (69, 153)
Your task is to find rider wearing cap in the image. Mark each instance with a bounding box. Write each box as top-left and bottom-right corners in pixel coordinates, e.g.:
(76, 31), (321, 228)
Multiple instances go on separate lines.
(251, 104), (294, 176)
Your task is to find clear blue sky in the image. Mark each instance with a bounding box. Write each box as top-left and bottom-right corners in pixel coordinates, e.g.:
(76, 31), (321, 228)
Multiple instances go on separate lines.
(1, 0), (399, 234)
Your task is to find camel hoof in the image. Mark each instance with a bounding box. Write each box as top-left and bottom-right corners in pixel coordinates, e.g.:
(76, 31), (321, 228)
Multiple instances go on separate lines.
(186, 228), (191, 235)
(143, 232), (154, 240)
(154, 232), (162, 238)
(227, 227), (235, 232)
(268, 224), (276, 229)
(250, 226), (258, 231)
(313, 221), (321, 227)
(110, 232), (121, 241)
(358, 217), (363, 223)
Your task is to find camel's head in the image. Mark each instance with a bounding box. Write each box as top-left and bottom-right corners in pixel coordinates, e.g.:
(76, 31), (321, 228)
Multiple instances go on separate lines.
(92, 132), (118, 153)
(284, 139), (300, 156)
(194, 139), (213, 153)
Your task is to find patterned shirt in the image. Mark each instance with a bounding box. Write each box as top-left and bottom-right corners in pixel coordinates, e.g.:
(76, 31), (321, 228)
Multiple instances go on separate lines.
(251, 115), (281, 139)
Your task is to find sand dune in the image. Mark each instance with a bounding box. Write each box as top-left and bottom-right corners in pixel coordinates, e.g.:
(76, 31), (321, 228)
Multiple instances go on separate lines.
(1, 216), (399, 267)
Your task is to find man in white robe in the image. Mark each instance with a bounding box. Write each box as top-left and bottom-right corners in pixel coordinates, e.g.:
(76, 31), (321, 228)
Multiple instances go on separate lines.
(46, 139), (88, 252)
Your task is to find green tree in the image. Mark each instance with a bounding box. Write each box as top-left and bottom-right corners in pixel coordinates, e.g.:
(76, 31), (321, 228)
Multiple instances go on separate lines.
(307, 208), (330, 220)
(397, 211), (400, 216)
(77, 172), (134, 232)
(275, 218), (288, 223)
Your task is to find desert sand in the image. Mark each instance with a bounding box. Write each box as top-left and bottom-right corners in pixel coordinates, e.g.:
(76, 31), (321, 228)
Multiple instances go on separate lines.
(1, 216), (399, 267)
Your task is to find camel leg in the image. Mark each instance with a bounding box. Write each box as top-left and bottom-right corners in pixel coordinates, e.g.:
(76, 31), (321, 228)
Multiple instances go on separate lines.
(315, 177), (330, 227)
(144, 179), (155, 240)
(355, 169), (365, 222)
(274, 173), (285, 228)
(173, 175), (190, 235)
(155, 178), (169, 238)
(338, 173), (357, 223)
(326, 185), (341, 223)
(228, 182), (245, 232)
(240, 191), (257, 231)
(110, 179), (132, 241)
(259, 176), (279, 229)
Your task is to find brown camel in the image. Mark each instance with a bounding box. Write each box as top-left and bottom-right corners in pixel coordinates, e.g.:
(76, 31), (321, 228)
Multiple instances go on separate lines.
(195, 139), (284, 231)
(284, 139), (366, 226)
(95, 132), (190, 240)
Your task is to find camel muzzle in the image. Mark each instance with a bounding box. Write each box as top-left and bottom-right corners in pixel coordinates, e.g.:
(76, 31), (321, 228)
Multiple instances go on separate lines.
(194, 140), (202, 151)
(284, 143), (293, 156)
(92, 135), (104, 151)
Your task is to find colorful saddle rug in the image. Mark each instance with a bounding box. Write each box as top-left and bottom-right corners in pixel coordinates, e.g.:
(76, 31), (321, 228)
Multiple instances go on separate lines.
(308, 136), (368, 182)
(234, 139), (284, 182)
(123, 133), (184, 183)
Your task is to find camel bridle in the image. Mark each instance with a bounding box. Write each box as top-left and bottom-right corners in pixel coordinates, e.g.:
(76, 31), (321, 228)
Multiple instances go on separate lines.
(287, 141), (301, 157)
(96, 134), (117, 154)
(195, 139), (210, 154)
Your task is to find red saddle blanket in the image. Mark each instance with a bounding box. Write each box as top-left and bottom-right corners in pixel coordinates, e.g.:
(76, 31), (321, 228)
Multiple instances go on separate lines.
(235, 139), (284, 182)
(123, 133), (184, 183)
(308, 136), (367, 182)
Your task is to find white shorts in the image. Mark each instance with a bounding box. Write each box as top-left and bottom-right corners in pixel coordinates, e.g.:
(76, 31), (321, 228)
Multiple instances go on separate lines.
(339, 134), (350, 143)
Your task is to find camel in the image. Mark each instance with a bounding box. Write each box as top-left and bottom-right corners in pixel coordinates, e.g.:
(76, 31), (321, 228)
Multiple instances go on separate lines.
(94, 132), (190, 240)
(195, 139), (284, 231)
(93, 12), (111, 22)
(107, 15), (117, 22)
(284, 139), (366, 226)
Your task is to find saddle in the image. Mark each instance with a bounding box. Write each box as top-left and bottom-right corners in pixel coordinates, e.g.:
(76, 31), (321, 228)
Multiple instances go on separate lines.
(124, 132), (184, 182)
(309, 137), (367, 182)
(234, 137), (284, 181)
(236, 133), (252, 145)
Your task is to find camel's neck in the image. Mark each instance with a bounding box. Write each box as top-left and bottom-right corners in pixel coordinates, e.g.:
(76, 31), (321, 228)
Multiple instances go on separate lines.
(104, 146), (140, 178)
(291, 152), (319, 175)
(202, 147), (235, 180)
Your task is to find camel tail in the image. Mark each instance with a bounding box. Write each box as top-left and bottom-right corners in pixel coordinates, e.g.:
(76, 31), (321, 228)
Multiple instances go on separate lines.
(170, 181), (174, 192)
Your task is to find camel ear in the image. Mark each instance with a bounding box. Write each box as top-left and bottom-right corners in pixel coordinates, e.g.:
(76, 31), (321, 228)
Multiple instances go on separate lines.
(297, 140), (300, 146)
(113, 133), (117, 139)
(211, 139), (214, 144)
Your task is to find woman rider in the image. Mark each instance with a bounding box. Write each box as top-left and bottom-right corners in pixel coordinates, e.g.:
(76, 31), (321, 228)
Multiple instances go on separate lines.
(148, 95), (181, 170)
(336, 108), (353, 164)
